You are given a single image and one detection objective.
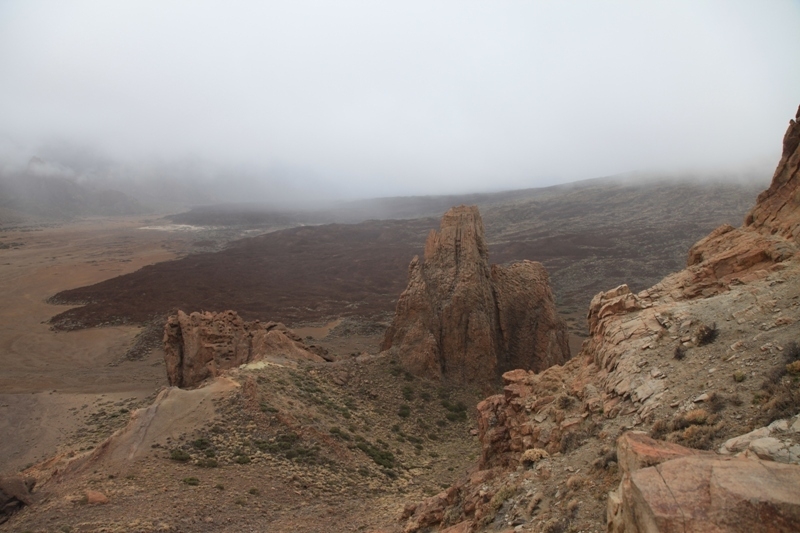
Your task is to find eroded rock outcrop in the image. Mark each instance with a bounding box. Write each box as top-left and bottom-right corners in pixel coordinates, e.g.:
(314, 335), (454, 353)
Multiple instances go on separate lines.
(400, 107), (800, 533)
(164, 310), (326, 388)
(746, 104), (800, 243)
(382, 205), (569, 384)
(475, 107), (800, 472)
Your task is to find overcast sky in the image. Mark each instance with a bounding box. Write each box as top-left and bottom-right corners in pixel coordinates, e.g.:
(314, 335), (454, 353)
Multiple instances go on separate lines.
(1, 1), (799, 198)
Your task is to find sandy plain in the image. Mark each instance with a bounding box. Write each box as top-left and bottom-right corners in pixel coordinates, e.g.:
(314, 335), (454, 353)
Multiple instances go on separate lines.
(0, 216), (196, 472)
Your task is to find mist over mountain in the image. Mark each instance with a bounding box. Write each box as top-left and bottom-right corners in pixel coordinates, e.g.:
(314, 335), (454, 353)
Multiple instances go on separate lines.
(1, 1), (798, 203)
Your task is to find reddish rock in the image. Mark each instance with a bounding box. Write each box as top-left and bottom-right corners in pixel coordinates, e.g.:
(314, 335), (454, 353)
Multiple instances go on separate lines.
(85, 490), (109, 504)
(746, 104), (800, 243)
(382, 205), (569, 385)
(476, 359), (600, 468)
(609, 432), (800, 532)
(617, 456), (800, 533)
(163, 310), (325, 388)
(615, 431), (711, 476)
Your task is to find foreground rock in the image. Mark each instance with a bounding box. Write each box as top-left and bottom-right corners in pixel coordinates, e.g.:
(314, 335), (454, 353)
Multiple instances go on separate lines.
(164, 310), (327, 388)
(382, 205), (569, 384)
(608, 432), (800, 532)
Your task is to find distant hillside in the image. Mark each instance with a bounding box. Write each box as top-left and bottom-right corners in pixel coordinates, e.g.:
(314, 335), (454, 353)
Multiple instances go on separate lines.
(49, 176), (766, 339)
(0, 172), (146, 222)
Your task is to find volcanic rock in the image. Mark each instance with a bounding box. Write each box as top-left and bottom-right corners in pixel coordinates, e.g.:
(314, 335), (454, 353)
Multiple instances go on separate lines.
(382, 205), (569, 384)
(608, 432), (800, 533)
(164, 310), (325, 388)
(746, 104), (800, 243)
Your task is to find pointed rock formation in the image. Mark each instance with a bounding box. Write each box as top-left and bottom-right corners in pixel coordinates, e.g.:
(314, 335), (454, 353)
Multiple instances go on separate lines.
(746, 104), (800, 242)
(382, 205), (569, 384)
(164, 310), (326, 388)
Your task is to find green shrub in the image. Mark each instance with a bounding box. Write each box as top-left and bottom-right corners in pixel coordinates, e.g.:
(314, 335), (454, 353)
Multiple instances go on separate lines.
(402, 385), (414, 401)
(357, 441), (395, 468)
(170, 449), (191, 462)
(191, 437), (210, 449)
(696, 323), (718, 346)
(398, 404), (411, 418)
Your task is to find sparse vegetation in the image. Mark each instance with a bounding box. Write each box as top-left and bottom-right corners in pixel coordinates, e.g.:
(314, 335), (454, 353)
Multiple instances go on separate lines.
(673, 345), (687, 360)
(650, 407), (727, 449)
(191, 437), (210, 449)
(556, 394), (574, 409)
(696, 322), (718, 346)
(441, 399), (468, 422)
(182, 477), (200, 486)
(785, 341), (800, 362)
(398, 404), (411, 418)
(706, 392), (726, 413)
(402, 385), (414, 401)
(356, 440), (395, 469)
(170, 449), (191, 462)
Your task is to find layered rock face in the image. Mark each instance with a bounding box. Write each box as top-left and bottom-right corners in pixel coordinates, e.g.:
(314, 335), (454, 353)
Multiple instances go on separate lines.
(381, 205), (570, 384)
(164, 310), (326, 388)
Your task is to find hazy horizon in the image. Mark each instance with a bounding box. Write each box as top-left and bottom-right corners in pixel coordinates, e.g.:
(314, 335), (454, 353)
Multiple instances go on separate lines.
(1, 1), (799, 202)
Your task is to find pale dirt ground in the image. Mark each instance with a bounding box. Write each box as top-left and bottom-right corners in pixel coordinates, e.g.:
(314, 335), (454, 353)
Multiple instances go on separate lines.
(0, 216), (198, 473)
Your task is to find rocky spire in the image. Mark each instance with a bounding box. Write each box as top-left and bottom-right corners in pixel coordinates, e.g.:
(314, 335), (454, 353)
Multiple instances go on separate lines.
(745, 105), (800, 243)
(382, 205), (570, 385)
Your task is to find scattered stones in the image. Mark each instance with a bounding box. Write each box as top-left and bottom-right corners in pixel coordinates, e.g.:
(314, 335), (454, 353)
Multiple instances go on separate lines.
(719, 415), (800, 464)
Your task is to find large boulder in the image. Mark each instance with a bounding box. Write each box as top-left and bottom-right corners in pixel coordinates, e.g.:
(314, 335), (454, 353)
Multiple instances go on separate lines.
(608, 432), (800, 533)
(164, 310), (325, 388)
(382, 205), (570, 385)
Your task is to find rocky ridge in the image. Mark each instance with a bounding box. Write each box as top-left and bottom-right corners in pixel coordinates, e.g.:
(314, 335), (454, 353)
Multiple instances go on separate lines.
(382, 205), (570, 385)
(399, 108), (800, 532)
